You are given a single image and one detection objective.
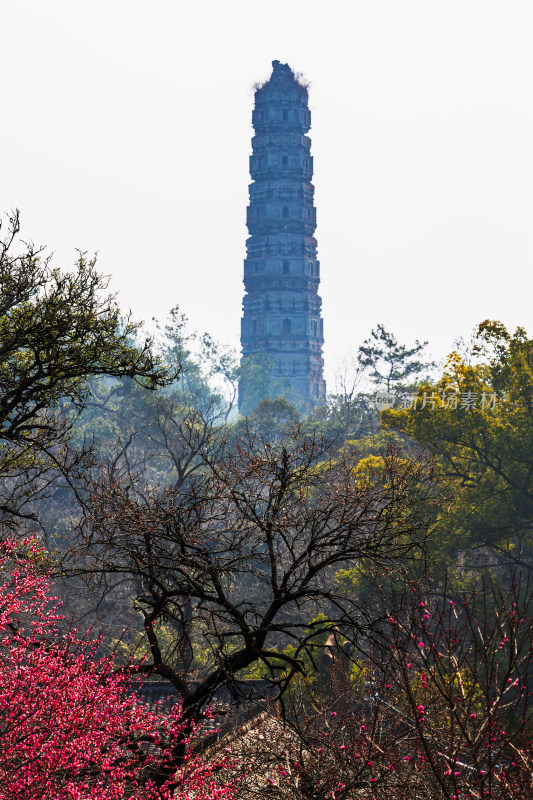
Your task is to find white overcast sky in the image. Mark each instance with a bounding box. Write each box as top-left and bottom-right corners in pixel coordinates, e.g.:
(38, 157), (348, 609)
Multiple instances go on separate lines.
(1, 1), (532, 388)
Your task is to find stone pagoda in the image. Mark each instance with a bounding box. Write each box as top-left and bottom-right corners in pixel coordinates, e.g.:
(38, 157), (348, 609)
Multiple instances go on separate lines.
(239, 60), (326, 413)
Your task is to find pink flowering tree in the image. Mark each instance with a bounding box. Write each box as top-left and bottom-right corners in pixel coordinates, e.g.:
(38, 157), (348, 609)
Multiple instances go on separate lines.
(228, 578), (532, 799)
(0, 538), (241, 800)
(375, 577), (533, 799)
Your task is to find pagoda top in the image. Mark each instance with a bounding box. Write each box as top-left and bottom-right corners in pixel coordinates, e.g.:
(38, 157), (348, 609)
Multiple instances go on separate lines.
(255, 60), (309, 98)
(271, 60), (294, 79)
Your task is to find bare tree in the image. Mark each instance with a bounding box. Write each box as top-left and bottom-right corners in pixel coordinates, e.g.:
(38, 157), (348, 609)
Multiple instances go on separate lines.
(65, 429), (439, 784)
(326, 355), (377, 441)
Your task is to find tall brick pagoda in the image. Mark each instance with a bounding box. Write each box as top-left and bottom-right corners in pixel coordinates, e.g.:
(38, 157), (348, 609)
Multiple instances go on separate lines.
(239, 60), (326, 413)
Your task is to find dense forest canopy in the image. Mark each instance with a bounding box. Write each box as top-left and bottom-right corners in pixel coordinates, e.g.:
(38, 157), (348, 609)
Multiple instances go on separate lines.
(1, 215), (531, 798)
